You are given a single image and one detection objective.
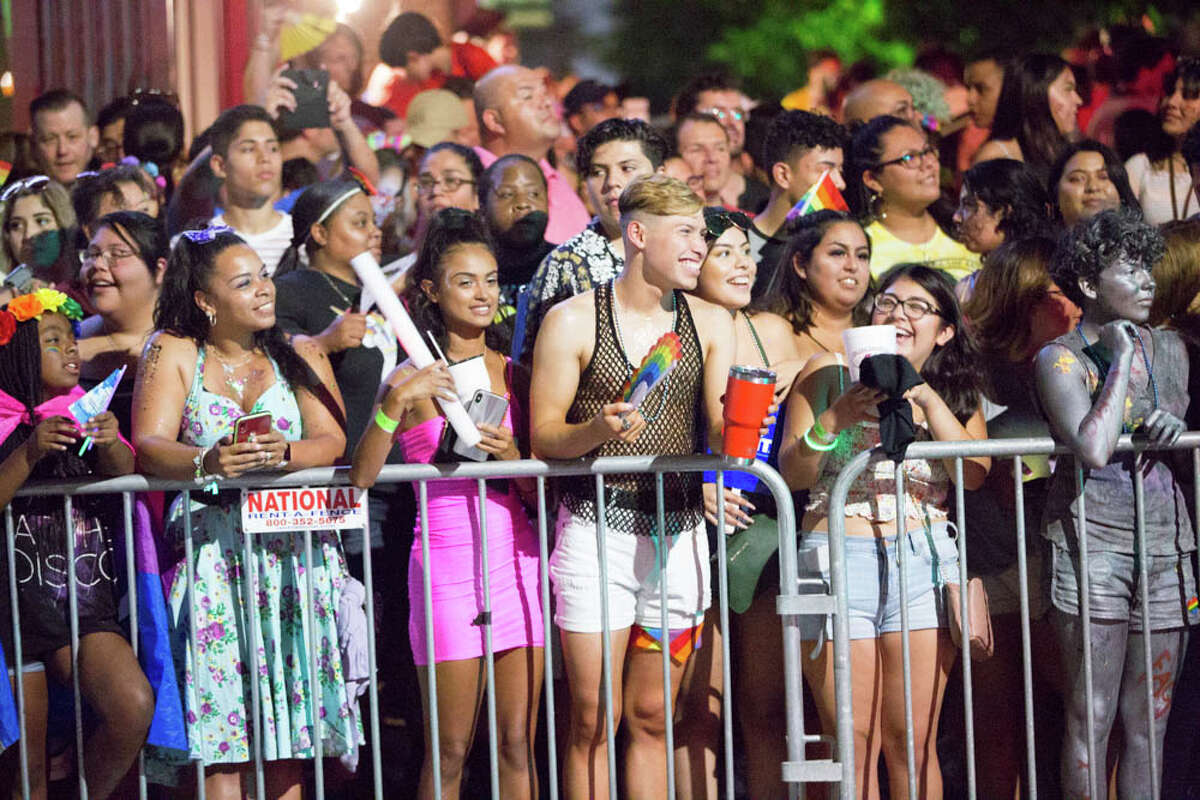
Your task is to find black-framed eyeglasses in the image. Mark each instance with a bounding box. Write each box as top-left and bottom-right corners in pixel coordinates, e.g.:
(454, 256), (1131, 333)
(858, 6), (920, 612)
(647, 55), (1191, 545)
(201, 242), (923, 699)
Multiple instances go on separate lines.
(703, 207), (751, 240)
(417, 175), (476, 195)
(0, 175), (51, 203)
(873, 145), (938, 171)
(873, 293), (942, 319)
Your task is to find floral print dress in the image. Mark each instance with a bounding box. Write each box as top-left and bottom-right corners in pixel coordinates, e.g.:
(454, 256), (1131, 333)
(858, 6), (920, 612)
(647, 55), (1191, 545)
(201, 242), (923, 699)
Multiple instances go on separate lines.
(164, 346), (359, 763)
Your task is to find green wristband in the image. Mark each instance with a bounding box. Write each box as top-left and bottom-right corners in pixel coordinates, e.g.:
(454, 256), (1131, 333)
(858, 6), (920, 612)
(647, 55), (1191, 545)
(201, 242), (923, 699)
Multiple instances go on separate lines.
(803, 426), (838, 452)
(374, 407), (400, 434)
(811, 416), (838, 445)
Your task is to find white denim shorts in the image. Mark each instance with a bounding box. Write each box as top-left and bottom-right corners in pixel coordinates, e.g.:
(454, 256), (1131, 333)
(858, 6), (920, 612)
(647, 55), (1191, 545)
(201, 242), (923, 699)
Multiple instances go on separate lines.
(549, 506), (710, 633)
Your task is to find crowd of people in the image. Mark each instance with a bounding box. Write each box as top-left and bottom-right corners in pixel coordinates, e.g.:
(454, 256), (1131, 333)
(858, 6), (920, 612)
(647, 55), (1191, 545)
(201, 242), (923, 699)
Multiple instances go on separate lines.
(1, 8), (1200, 800)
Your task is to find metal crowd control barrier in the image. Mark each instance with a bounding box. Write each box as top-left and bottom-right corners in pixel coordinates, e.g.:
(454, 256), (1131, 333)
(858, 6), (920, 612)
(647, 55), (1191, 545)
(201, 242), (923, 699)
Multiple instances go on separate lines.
(3, 454), (803, 800)
(819, 432), (1200, 800)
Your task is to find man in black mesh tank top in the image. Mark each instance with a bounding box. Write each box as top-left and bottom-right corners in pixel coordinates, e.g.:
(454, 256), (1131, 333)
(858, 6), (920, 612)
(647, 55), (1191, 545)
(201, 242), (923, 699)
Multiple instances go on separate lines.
(530, 175), (735, 799)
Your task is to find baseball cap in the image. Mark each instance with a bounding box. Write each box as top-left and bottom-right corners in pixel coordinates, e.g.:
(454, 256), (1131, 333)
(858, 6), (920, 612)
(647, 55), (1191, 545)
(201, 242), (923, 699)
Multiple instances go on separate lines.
(405, 89), (470, 148)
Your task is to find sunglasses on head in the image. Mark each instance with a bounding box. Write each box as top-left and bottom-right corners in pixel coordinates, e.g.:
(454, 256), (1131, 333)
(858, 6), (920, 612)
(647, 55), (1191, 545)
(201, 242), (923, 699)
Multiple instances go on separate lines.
(0, 175), (51, 203)
(703, 208), (751, 240)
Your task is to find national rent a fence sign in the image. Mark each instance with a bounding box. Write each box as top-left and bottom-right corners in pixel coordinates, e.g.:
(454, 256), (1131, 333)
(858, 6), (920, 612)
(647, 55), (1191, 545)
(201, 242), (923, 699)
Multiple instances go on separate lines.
(241, 487), (368, 533)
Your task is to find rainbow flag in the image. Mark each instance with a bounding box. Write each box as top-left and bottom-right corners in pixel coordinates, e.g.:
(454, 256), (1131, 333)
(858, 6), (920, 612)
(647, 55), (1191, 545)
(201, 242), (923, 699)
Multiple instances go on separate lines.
(622, 331), (683, 409)
(0, 160), (11, 188)
(785, 169), (849, 220)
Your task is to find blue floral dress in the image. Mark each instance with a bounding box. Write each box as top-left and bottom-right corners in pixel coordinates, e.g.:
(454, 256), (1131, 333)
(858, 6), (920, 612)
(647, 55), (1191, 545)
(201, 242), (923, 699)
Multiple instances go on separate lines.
(164, 346), (359, 763)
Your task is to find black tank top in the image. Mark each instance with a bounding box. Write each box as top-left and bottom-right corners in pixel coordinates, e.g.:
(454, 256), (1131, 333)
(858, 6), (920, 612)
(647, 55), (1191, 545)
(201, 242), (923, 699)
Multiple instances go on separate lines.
(561, 281), (705, 536)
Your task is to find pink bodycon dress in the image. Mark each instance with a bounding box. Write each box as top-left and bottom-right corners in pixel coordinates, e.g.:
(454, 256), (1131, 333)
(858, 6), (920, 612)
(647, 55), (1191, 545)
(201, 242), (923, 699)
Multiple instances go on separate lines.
(397, 384), (544, 666)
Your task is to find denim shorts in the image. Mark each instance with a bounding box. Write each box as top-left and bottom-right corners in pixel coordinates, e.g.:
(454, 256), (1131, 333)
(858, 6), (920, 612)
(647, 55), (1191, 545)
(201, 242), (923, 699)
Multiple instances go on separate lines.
(1049, 543), (1198, 632)
(797, 522), (959, 641)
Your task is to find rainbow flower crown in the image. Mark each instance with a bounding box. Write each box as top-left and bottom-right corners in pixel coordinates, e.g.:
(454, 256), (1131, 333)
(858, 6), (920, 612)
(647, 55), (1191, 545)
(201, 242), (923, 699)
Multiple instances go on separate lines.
(0, 288), (84, 346)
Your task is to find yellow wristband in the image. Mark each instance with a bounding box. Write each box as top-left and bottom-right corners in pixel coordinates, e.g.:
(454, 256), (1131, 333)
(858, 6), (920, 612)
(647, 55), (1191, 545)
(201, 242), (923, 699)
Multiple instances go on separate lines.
(374, 408), (400, 434)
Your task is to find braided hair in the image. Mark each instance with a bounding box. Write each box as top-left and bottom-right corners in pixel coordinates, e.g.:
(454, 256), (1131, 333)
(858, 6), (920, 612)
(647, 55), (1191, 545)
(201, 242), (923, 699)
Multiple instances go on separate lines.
(155, 228), (317, 391)
(0, 310), (91, 479)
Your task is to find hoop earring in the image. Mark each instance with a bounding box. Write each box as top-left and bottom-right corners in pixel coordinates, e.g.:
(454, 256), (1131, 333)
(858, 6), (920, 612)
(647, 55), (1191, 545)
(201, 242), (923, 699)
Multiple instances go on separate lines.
(872, 193), (887, 221)
(206, 309), (216, 326)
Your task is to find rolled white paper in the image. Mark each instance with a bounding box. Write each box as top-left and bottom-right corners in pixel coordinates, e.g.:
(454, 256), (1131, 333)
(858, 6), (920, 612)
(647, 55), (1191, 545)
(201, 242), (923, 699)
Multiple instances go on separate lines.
(350, 252), (482, 448)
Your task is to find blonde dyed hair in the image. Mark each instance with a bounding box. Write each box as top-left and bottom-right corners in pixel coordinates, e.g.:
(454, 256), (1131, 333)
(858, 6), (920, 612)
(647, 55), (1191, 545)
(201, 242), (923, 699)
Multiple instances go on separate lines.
(618, 174), (702, 226)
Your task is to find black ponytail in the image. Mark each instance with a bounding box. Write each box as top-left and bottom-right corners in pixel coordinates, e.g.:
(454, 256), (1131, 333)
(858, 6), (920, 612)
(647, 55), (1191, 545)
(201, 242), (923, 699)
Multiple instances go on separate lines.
(157, 228), (318, 390)
(403, 208), (509, 355)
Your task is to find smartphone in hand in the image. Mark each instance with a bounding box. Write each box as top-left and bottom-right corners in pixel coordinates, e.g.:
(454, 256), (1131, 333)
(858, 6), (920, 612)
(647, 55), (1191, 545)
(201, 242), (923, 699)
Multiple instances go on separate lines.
(452, 390), (509, 462)
(278, 68), (330, 130)
(232, 411), (273, 444)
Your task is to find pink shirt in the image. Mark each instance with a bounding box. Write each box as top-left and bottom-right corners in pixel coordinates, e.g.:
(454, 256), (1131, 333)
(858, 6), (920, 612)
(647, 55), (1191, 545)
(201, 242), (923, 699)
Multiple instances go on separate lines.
(475, 146), (590, 245)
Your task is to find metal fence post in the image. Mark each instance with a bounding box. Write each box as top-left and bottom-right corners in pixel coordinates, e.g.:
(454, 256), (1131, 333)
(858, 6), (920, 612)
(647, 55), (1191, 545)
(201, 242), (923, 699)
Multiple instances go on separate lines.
(892, 464), (918, 799)
(594, 474), (618, 800)
(358, 501), (384, 799)
(1075, 463), (1099, 797)
(954, 458), (978, 799)
(1132, 454), (1160, 799)
(714, 469), (736, 800)
(653, 472), (676, 799)
(181, 490), (206, 800)
(62, 495), (86, 799)
(417, 480), (440, 799)
(6, 505), (30, 800)
(121, 492), (148, 800)
(476, 478), (501, 800)
(1011, 457), (1038, 799)
(241, 522), (265, 800)
(534, 476), (559, 800)
(302, 525), (325, 800)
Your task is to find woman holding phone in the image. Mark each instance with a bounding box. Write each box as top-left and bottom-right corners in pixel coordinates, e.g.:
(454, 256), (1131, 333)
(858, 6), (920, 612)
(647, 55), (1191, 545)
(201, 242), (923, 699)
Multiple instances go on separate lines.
(132, 225), (356, 797)
(350, 208), (543, 800)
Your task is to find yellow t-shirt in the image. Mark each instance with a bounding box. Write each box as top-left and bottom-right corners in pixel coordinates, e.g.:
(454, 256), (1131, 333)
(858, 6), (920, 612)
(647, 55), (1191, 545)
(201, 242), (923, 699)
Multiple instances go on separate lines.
(865, 220), (981, 282)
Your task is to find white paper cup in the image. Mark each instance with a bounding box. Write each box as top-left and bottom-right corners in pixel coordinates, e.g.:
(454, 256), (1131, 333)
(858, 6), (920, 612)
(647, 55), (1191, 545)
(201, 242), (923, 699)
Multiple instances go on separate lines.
(447, 355), (490, 404)
(841, 325), (898, 383)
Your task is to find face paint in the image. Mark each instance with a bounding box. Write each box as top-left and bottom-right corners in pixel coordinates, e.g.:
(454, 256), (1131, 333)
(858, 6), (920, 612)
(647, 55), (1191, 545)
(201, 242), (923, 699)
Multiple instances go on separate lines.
(1089, 256), (1155, 324)
(1053, 353), (1077, 374)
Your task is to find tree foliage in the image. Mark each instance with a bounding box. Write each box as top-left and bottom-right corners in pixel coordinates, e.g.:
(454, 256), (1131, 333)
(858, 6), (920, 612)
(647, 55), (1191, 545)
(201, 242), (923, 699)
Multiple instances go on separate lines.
(606, 0), (1200, 111)
(707, 0), (913, 100)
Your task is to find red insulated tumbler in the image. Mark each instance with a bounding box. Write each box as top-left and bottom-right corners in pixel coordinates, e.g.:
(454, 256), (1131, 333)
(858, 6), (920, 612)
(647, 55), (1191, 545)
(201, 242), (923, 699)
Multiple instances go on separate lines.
(722, 366), (777, 465)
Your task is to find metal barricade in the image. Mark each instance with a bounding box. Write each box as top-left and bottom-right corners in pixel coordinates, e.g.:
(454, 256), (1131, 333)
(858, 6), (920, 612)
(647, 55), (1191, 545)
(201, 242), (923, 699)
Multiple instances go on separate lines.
(3, 454), (800, 800)
(812, 432), (1200, 800)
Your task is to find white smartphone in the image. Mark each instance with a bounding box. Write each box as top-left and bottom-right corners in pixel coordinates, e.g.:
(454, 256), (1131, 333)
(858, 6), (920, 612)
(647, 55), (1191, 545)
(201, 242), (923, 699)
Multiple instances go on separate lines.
(451, 389), (509, 462)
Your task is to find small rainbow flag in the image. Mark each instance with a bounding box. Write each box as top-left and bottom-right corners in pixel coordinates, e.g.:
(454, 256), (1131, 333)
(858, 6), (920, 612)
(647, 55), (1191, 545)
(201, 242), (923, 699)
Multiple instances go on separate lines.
(785, 169), (850, 221)
(622, 331), (683, 409)
(0, 160), (11, 188)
